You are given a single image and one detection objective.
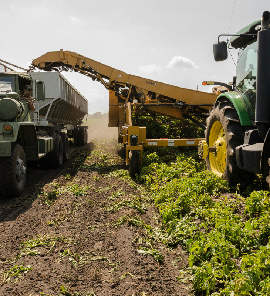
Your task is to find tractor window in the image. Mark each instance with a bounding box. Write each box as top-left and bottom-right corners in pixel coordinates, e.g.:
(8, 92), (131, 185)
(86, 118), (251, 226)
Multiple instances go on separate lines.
(236, 41), (257, 107)
(0, 77), (15, 95)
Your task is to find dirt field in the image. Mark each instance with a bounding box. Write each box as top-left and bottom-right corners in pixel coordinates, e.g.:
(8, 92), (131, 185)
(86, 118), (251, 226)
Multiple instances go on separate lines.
(0, 120), (191, 296)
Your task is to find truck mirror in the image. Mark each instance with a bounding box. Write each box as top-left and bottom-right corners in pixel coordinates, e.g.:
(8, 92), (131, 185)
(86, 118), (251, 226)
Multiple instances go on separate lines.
(213, 41), (228, 61)
(35, 80), (45, 101)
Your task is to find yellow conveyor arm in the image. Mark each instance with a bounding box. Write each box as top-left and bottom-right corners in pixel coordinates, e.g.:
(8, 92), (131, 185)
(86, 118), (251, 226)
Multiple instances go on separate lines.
(32, 50), (216, 108)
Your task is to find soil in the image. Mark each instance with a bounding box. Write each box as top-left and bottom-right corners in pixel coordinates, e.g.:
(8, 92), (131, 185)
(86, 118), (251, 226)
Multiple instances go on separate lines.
(0, 121), (191, 296)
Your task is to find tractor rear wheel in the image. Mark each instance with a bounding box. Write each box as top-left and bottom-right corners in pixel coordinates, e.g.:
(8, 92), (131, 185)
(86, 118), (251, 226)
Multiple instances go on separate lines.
(205, 100), (254, 186)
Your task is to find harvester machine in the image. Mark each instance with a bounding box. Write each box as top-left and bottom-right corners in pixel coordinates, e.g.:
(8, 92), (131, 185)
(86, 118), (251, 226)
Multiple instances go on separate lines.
(32, 50), (217, 176)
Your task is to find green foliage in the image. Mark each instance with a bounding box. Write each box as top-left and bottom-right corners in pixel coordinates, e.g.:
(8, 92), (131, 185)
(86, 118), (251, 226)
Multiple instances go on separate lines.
(107, 195), (147, 214)
(117, 215), (153, 233)
(245, 190), (270, 217)
(132, 113), (204, 139)
(137, 247), (164, 263)
(137, 148), (270, 295)
(1, 264), (32, 284)
(66, 183), (89, 196)
(60, 285), (72, 296)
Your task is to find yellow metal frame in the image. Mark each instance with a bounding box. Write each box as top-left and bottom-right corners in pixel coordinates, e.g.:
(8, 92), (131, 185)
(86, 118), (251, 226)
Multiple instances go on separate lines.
(123, 124), (205, 165)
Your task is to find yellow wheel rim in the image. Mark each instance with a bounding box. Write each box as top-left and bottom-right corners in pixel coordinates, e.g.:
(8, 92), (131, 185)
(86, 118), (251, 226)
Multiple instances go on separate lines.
(209, 121), (227, 176)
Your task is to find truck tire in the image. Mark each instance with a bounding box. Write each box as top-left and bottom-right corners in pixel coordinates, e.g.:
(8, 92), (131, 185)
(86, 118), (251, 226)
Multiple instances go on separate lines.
(73, 128), (80, 146)
(79, 128), (88, 146)
(48, 133), (63, 168)
(60, 132), (69, 161)
(129, 150), (140, 178)
(205, 100), (254, 186)
(39, 154), (50, 169)
(0, 144), (27, 198)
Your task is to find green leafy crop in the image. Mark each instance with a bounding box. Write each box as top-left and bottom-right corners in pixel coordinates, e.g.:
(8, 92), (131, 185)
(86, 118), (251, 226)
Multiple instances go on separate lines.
(138, 148), (270, 295)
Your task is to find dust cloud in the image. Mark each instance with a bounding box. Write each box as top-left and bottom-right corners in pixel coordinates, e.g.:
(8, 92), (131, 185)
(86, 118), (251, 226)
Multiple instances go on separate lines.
(86, 118), (118, 141)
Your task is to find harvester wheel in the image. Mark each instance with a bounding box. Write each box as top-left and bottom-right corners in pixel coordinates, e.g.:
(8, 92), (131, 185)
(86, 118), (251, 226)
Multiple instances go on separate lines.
(0, 144), (27, 198)
(48, 133), (63, 168)
(205, 100), (254, 186)
(60, 132), (69, 161)
(129, 150), (140, 178)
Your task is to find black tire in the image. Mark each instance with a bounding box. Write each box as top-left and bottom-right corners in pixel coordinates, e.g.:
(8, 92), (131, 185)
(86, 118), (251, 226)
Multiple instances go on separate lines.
(60, 132), (69, 162)
(0, 144), (27, 198)
(73, 128), (80, 146)
(129, 150), (140, 178)
(48, 133), (63, 168)
(79, 128), (88, 146)
(39, 154), (50, 169)
(261, 129), (270, 189)
(205, 100), (254, 186)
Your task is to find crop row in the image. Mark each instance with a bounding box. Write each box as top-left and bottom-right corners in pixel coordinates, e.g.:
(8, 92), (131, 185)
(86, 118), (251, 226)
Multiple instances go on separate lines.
(138, 149), (270, 295)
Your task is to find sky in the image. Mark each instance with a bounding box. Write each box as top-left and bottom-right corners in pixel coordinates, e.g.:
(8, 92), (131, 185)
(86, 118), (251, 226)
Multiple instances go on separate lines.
(0, 0), (269, 114)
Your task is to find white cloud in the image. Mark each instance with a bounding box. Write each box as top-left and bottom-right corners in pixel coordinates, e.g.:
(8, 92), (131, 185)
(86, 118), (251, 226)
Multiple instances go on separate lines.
(138, 64), (161, 74)
(167, 56), (199, 70)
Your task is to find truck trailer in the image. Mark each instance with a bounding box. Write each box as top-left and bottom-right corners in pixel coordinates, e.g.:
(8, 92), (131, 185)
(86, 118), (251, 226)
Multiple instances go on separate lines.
(0, 71), (88, 197)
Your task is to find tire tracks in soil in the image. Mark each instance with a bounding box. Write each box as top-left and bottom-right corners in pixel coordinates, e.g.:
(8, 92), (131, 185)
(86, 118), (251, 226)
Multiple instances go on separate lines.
(0, 140), (191, 296)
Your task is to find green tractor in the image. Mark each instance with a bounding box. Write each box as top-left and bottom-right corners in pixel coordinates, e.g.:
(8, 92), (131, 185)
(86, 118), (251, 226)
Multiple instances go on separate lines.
(201, 11), (270, 187)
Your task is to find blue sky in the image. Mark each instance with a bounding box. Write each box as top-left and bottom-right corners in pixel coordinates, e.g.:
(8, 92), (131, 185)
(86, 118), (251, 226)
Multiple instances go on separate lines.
(1, 0), (269, 113)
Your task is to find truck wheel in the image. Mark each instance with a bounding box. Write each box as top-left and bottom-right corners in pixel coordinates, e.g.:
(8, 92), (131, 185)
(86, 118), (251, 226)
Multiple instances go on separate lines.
(60, 132), (69, 161)
(79, 128), (88, 146)
(73, 128), (80, 146)
(48, 133), (63, 168)
(0, 144), (27, 197)
(129, 150), (140, 178)
(205, 100), (254, 186)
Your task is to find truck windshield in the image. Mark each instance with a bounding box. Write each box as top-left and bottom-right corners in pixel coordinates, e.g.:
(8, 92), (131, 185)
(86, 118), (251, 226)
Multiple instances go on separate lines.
(0, 77), (14, 95)
(236, 41), (257, 107)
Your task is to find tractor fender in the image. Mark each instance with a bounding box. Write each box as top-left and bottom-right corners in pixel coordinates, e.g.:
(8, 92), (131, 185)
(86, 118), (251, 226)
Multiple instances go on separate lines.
(216, 92), (253, 126)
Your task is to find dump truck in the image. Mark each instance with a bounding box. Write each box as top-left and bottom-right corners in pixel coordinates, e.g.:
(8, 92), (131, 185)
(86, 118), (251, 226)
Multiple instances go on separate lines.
(0, 71), (88, 197)
(196, 11), (270, 188)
